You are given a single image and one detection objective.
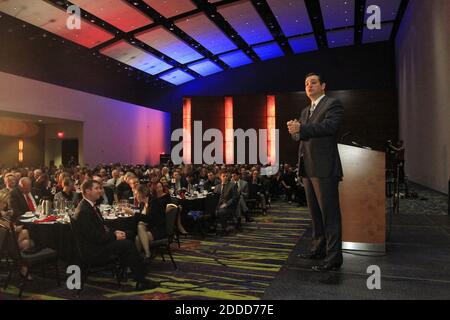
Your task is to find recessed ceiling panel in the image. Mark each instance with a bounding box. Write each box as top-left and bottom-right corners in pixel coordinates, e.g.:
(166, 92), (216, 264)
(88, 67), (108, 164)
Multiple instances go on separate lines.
(135, 26), (204, 64)
(364, 0), (401, 22)
(159, 69), (195, 85)
(99, 40), (173, 75)
(288, 35), (318, 54)
(266, 0), (313, 37)
(0, 0), (114, 48)
(327, 28), (354, 48)
(252, 42), (284, 61)
(320, 0), (355, 30)
(218, 0), (273, 45)
(143, 0), (196, 18)
(188, 59), (223, 76)
(218, 50), (252, 68)
(362, 22), (394, 43)
(175, 12), (237, 55)
(70, 0), (153, 32)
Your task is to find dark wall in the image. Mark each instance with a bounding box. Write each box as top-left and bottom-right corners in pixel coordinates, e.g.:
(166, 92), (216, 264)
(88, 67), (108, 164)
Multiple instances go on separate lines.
(277, 89), (398, 165)
(184, 89), (397, 166)
(151, 42), (396, 117)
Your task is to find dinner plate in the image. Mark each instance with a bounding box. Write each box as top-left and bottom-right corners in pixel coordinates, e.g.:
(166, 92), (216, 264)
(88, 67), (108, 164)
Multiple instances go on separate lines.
(22, 212), (36, 218)
(105, 215), (118, 220)
(20, 217), (36, 223)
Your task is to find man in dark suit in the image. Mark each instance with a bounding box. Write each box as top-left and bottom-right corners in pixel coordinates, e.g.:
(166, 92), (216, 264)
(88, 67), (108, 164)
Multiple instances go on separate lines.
(72, 180), (157, 290)
(203, 172), (220, 192)
(288, 73), (344, 272)
(9, 177), (39, 222)
(214, 171), (239, 233)
(231, 171), (253, 225)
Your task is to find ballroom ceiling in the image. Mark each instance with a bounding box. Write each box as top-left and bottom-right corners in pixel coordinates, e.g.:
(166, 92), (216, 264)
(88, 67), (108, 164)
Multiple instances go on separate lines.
(0, 0), (408, 87)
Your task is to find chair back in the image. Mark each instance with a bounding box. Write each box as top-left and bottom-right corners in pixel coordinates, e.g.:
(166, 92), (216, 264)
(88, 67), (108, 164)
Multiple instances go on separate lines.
(0, 217), (22, 263)
(165, 204), (179, 238)
(0, 220), (8, 255)
(69, 215), (86, 264)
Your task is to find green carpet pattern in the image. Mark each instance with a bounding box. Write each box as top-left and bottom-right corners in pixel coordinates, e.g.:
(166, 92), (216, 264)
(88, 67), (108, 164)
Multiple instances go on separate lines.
(0, 202), (310, 300)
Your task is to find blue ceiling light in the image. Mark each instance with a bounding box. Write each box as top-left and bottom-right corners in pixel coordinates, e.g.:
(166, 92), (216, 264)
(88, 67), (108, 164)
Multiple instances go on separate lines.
(175, 13), (237, 55)
(362, 22), (394, 43)
(252, 41), (284, 61)
(218, 50), (253, 68)
(327, 28), (354, 48)
(159, 69), (195, 85)
(218, 1), (273, 45)
(288, 35), (318, 54)
(135, 26), (203, 64)
(266, 0), (313, 37)
(320, 0), (355, 29)
(188, 59), (223, 76)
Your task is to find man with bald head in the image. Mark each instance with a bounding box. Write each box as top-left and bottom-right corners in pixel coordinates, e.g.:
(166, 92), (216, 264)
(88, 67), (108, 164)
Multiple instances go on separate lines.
(9, 177), (39, 221)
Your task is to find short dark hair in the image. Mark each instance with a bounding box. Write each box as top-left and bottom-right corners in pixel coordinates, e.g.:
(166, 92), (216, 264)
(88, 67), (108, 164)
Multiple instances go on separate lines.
(81, 179), (100, 195)
(305, 72), (325, 84)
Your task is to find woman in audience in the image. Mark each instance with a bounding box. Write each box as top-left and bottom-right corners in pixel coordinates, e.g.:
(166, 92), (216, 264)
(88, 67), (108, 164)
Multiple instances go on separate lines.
(130, 184), (167, 261)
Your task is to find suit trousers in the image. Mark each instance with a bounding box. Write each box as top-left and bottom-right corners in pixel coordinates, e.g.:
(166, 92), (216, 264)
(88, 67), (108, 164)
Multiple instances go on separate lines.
(90, 239), (146, 282)
(302, 176), (343, 265)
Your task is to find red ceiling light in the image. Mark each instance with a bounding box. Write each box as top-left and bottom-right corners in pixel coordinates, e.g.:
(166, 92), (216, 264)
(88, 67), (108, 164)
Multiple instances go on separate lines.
(57, 132), (65, 139)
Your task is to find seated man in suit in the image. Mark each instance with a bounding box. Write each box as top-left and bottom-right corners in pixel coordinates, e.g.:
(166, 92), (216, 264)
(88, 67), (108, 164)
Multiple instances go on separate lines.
(203, 172), (220, 192)
(93, 176), (113, 206)
(231, 171), (253, 226)
(214, 171), (239, 234)
(72, 180), (157, 290)
(9, 177), (39, 222)
(170, 171), (188, 192)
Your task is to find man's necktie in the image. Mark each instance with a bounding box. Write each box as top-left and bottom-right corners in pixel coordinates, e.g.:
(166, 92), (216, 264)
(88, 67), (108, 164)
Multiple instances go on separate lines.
(219, 184), (226, 204)
(26, 194), (35, 212)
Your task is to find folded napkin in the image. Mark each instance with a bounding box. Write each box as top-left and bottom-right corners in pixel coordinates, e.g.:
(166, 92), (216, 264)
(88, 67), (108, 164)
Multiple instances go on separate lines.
(187, 210), (203, 221)
(34, 216), (58, 224)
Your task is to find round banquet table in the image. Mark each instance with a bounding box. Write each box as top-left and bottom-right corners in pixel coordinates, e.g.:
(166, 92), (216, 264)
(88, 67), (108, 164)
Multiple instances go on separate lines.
(171, 193), (219, 233)
(22, 215), (136, 264)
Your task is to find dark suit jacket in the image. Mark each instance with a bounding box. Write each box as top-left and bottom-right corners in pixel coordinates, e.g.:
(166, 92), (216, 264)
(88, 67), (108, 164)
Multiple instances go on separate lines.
(204, 178), (220, 192)
(9, 188), (39, 222)
(72, 199), (116, 261)
(214, 182), (239, 209)
(295, 96), (344, 178)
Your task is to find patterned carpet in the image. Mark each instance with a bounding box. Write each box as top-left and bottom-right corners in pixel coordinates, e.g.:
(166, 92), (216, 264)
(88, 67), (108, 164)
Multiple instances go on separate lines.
(398, 182), (448, 215)
(0, 202), (310, 300)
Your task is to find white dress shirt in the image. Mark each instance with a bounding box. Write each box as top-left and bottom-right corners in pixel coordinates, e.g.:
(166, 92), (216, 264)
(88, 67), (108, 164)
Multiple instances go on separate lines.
(310, 94), (326, 113)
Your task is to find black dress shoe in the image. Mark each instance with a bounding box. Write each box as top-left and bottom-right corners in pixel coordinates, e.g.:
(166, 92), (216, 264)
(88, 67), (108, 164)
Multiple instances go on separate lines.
(135, 279), (159, 291)
(297, 252), (325, 260)
(245, 217), (254, 222)
(311, 263), (342, 272)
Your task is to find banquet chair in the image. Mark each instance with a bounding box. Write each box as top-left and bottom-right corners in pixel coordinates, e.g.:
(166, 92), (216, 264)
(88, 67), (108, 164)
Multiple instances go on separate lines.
(69, 216), (127, 297)
(0, 217), (60, 299)
(149, 204), (179, 270)
(0, 222), (14, 291)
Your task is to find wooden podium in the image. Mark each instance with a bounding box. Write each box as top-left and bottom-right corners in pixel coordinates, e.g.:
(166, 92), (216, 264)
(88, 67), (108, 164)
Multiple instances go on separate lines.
(338, 144), (386, 252)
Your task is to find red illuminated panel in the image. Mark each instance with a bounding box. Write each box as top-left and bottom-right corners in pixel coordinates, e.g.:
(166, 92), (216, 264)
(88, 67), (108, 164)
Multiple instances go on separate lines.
(143, 0), (196, 18)
(266, 95), (276, 165)
(224, 96), (234, 165)
(70, 0), (153, 32)
(0, 0), (114, 48)
(183, 97), (192, 164)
